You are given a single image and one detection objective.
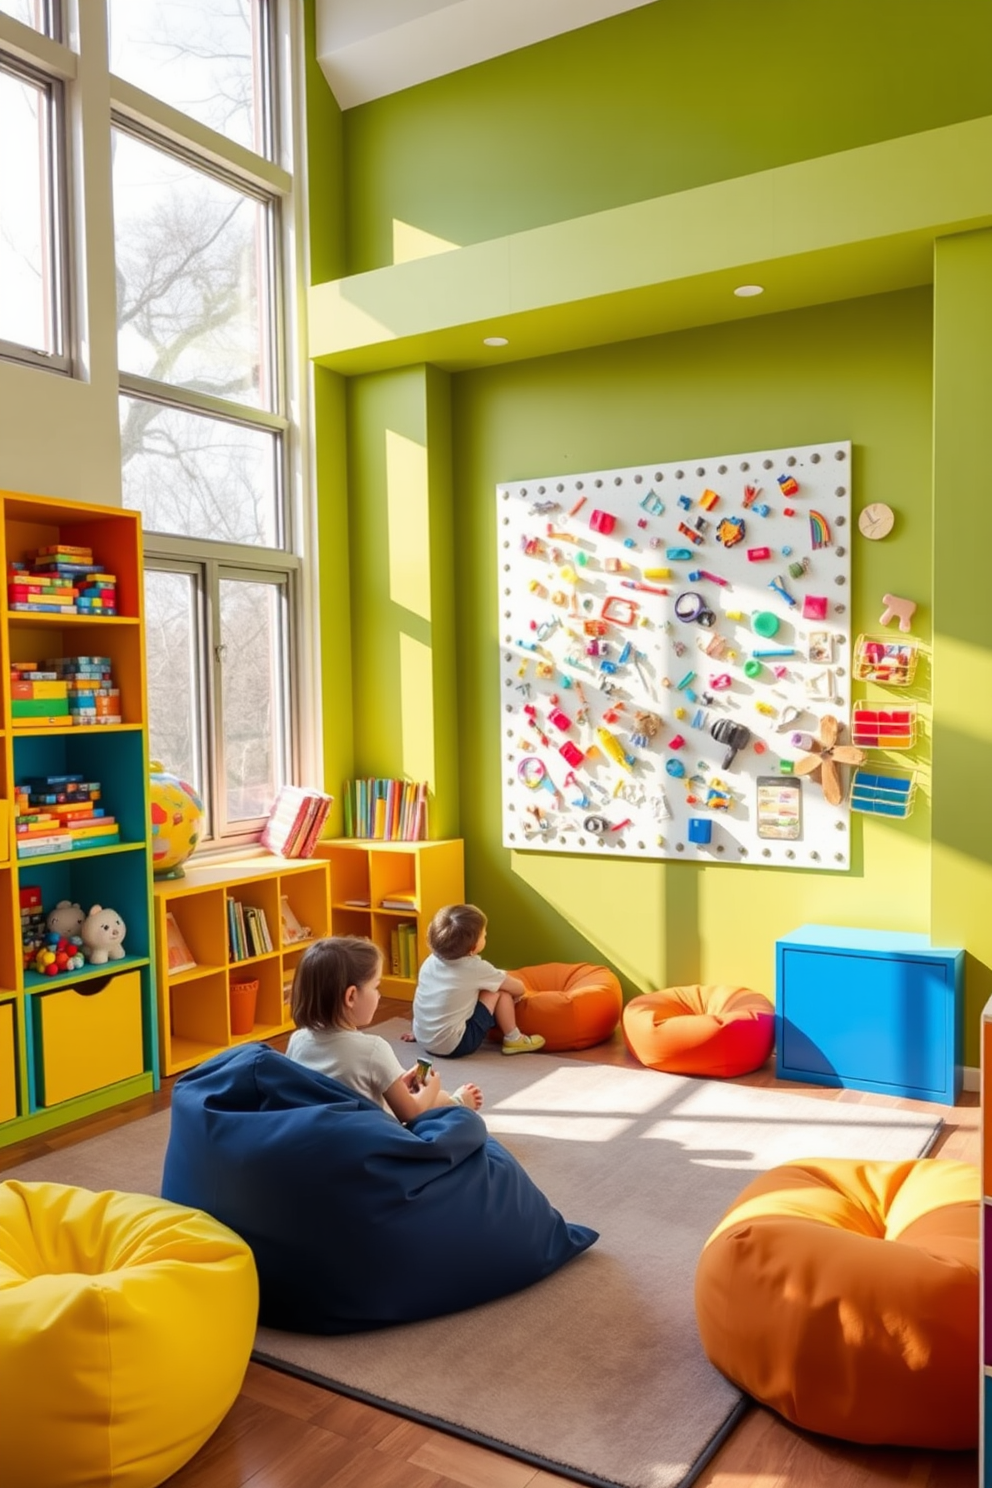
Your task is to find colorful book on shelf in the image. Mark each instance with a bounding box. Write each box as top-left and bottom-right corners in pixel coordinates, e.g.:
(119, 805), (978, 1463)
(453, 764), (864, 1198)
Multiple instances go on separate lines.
(280, 895), (310, 944)
(380, 891), (417, 910)
(164, 911), (197, 974)
(342, 778), (430, 840)
(260, 785), (333, 858)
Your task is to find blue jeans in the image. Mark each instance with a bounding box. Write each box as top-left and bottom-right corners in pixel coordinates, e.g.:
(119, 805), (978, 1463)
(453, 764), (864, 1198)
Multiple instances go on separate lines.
(447, 1001), (497, 1057)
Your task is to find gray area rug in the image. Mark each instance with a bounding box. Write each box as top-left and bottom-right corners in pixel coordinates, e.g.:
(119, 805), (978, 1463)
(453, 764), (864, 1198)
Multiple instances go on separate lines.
(3, 1022), (942, 1488)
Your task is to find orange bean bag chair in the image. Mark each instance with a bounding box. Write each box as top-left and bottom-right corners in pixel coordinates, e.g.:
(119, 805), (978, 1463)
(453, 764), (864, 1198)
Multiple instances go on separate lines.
(506, 962), (623, 1051)
(694, 1157), (979, 1448)
(622, 983), (774, 1077)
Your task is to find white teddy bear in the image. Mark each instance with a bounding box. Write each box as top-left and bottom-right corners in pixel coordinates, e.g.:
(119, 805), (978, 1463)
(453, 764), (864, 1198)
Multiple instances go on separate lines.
(46, 899), (85, 939)
(80, 905), (127, 964)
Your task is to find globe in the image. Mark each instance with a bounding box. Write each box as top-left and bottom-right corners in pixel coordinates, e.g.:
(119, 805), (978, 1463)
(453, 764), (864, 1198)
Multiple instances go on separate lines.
(149, 762), (205, 879)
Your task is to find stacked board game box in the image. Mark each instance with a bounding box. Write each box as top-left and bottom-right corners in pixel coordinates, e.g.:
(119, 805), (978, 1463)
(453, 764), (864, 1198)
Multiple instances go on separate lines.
(14, 773), (120, 857)
(7, 543), (117, 615)
(9, 662), (70, 727)
(44, 656), (121, 724)
(8, 657), (120, 726)
(19, 884), (47, 969)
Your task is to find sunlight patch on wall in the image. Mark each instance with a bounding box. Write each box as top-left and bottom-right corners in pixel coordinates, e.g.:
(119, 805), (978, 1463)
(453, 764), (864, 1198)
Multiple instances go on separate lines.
(932, 632), (992, 742)
(386, 428), (431, 620)
(392, 219), (461, 264)
(399, 631), (435, 786)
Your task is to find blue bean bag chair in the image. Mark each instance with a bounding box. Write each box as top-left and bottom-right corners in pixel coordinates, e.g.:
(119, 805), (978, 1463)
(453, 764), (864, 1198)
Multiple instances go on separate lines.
(161, 1043), (597, 1335)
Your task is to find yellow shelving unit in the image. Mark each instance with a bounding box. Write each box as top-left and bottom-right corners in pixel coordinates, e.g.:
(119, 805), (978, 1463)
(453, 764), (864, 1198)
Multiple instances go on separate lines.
(0, 490), (158, 1149)
(153, 856), (331, 1075)
(314, 839), (465, 1001)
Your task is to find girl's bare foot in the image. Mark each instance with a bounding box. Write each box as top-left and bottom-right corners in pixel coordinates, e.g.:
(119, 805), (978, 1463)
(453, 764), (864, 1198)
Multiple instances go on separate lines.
(400, 1030), (415, 1042)
(454, 1083), (483, 1110)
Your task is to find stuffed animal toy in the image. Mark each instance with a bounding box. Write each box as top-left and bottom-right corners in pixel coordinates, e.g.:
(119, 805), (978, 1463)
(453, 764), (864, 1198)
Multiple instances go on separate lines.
(80, 905), (127, 964)
(46, 900), (85, 939)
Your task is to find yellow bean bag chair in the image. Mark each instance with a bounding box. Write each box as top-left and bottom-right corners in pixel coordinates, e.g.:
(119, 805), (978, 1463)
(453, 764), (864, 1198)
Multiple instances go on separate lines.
(0, 1180), (258, 1488)
(510, 961), (623, 1051)
(623, 983), (774, 1076)
(694, 1157), (979, 1448)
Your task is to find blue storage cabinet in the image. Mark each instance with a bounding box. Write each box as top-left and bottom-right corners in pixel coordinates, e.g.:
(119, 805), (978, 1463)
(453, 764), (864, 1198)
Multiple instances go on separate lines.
(775, 925), (963, 1104)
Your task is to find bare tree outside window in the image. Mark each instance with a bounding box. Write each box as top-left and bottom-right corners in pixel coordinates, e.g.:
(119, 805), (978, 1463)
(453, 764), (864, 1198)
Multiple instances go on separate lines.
(110, 0), (297, 847)
(144, 567), (201, 792)
(108, 0), (266, 154)
(0, 2), (52, 34)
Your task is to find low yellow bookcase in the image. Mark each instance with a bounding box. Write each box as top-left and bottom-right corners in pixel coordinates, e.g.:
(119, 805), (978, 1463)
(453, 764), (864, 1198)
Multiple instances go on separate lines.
(314, 838), (465, 1002)
(153, 856), (331, 1076)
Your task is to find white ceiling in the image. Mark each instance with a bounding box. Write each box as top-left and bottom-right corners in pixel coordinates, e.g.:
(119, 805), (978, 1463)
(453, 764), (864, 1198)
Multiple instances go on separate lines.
(316, 0), (656, 110)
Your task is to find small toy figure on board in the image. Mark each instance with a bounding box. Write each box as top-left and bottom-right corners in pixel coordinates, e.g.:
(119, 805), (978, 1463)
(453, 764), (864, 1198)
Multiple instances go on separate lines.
(81, 905), (126, 964)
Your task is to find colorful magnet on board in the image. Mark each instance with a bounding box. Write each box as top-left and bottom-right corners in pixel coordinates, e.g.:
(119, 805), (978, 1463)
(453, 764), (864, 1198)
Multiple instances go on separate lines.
(802, 595), (829, 620)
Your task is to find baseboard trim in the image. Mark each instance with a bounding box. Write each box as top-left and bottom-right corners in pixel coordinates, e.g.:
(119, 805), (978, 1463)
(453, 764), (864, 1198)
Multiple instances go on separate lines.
(963, 1065), (979, 1093)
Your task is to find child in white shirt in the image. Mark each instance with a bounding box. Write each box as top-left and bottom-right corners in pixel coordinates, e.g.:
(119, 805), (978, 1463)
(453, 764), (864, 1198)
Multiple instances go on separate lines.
(286, 936), (481, 1119)
(409, 903), (545, 1058)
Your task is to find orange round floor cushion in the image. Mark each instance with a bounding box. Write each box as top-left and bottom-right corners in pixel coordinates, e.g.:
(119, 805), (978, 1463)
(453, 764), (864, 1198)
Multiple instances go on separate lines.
(509, 962), (623, 1051)
(622, 984), (774, 1076)
(694, 1157), (979, 1449)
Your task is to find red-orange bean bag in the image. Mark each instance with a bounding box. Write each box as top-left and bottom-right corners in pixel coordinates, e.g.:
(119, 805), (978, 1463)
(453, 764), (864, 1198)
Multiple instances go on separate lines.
(622, 984), (774, 1077)
(507, 962), (623, 1051)
(695, 1157), (979, 1448)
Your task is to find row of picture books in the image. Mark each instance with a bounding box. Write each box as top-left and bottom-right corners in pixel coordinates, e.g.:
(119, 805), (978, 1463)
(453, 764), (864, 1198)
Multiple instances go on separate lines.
(260, 785), (333, 858)
(390, 922), (420, 980)
(228, 898), (272, 961)
(163, 895), (312, 976)
(342, 778), (429, 841)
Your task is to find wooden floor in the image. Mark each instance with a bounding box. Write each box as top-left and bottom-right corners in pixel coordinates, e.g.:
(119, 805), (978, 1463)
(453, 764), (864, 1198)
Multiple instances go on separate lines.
(1, 998), (980, 1488)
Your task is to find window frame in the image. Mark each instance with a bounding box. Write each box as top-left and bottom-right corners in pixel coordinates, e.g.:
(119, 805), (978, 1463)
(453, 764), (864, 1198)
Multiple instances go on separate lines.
(0, 28), (73, 374)
(109, 0), (310, 856)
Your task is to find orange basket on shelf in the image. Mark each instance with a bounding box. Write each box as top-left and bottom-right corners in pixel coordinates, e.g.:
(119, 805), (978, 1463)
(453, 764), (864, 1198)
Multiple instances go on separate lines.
(229, 979), (259, 1036)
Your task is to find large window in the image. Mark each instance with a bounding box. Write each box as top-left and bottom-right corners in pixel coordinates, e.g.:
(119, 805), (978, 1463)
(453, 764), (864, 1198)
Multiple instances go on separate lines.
(110, 0), (302, 848)
(0, 36), (69, 371)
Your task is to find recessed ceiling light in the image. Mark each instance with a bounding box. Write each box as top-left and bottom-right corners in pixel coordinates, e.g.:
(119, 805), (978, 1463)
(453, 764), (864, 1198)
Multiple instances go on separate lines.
(733, 284), (764, 298)
(483, 336), (509, 347)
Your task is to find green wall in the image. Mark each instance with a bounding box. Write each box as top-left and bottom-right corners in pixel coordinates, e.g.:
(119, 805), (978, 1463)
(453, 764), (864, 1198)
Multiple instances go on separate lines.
(307, 4), (992, 1065)
(341, 0), (992, 274)
(931, 229), (992, 1051)
(449, 289), (934, 996)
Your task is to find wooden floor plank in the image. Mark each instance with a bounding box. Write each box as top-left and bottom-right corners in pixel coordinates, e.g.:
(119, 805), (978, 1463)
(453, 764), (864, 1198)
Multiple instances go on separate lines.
(1, 998), (979, 1488)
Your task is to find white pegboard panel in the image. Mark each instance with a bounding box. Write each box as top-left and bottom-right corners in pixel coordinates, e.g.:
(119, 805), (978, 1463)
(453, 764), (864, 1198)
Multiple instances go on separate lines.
(497, 440), (854, 869)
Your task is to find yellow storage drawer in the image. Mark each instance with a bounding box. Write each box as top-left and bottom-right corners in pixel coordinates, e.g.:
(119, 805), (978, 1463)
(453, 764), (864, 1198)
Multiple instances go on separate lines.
(0, 1001), (17, 1124)
(37, 971), (144, 1107)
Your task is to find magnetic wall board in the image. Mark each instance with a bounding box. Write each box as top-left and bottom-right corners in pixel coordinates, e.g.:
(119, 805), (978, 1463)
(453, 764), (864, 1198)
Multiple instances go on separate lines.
(497, 441), (854, 869)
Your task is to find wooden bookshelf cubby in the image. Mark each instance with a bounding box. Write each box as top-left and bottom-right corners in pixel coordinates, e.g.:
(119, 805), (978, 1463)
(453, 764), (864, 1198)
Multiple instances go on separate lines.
(0, 490), (159, 1149)
(314, 839), (465, 1002)
(153, 856), (331, 1075)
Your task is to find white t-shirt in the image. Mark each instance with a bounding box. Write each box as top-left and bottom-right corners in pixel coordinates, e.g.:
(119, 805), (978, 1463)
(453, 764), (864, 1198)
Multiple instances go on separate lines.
(285, 1026), (404, 1112)
(412, 952), (506, 1056)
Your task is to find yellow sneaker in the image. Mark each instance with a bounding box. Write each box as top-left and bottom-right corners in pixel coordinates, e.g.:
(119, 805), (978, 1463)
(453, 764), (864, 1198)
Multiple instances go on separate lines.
(501, 1032), (546, 1055)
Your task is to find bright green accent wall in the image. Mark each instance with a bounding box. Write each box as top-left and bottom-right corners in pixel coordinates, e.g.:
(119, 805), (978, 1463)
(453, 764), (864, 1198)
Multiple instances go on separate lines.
(310, 115), (992, 375)
(932, 228), (992, 1065)
(313, 366), (353, 837)
(341, 0), (992, 274)
(304, 0), (345, 284)
(345, 365), (460, 838)
(452, 290), (934, 993)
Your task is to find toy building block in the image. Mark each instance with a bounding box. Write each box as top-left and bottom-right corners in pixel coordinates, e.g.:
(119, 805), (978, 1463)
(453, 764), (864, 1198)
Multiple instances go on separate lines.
(878, 593), (917, 632)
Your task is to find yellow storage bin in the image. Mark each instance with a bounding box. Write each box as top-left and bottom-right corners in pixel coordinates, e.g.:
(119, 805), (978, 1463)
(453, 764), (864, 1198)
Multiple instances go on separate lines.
(37, 971), (144, 1107)
(0, 1001), (17, 1124)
